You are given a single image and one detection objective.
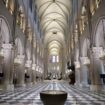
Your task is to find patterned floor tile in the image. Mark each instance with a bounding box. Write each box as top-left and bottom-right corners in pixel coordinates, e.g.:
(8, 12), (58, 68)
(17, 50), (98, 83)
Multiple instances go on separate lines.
(0, 82), (105, 105)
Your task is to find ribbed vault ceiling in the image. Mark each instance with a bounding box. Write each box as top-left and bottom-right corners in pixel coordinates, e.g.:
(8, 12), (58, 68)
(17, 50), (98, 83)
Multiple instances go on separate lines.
(36, 0), (71, 55)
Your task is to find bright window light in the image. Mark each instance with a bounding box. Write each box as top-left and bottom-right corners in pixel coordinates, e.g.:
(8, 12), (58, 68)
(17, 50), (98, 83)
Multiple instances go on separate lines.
(56, 55), (59, 62)
(52, 55), (56, 63)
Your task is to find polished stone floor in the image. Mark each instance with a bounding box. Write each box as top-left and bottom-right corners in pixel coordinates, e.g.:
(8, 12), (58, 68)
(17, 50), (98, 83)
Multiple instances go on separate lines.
(0, 81), (105, 105)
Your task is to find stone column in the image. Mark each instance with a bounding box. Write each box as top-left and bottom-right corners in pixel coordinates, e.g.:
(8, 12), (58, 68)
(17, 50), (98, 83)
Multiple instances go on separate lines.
(25, 60), (32, 86)
(74, 61), (81, 87)
(100, 60), (105, 89)
(37, 66), (40, 82)
(32, 70), (36, 84)
(35, 66), (38, 82)
(27, 69), (32, 86)
(80, 57), (90, 88)
(15, 55), (25, 87)
(75, 68), (81, 86)
(90, 47), (104, 91)
(90, 57), (102, 91)
(80, 65), (89, 87)
(61, 48), (65, 78)
(2, 44), (14, 90)
(44, 48), (48, 79)
(9, 47), (14, 89)
(17, 64), (25, 87)
(32, 64), (36, 84)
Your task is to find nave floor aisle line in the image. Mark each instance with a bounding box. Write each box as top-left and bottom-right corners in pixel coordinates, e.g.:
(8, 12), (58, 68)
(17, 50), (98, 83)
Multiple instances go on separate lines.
(0, 81), (105, 105)
(60, 83), (105, 105)
(0, 82), (49, 105)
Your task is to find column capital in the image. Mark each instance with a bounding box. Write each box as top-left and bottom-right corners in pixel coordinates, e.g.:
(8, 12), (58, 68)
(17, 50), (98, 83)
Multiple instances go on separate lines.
(92, 47), (105, 59)
(0, 44), (13, 60)
(2, 43), (13, 49)
(14, 54), (25, 66)
(80, 57), (90, 65)
(25, 60), (32, 68)
(74, 61), (80, 69)
(36, 65), (39, 71)
(32, 64), (36, 70)
(0, 48), (4, 59)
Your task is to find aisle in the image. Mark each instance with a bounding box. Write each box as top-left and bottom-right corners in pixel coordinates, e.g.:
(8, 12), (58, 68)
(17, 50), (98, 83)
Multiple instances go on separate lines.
(0, 81), (105, 105)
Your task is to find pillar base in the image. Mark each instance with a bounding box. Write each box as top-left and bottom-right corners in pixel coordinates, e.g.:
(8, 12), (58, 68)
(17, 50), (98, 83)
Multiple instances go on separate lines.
(80, 82), (89, 88)
(33, 81), (37, 85)
(3, 84), (14, 91)
(0, 85), (3, 91)
(74, 82), (80, 87)
(26, 82), (33, 87)
(90, 85), (102, 91)
(16, 83), (26, 87)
